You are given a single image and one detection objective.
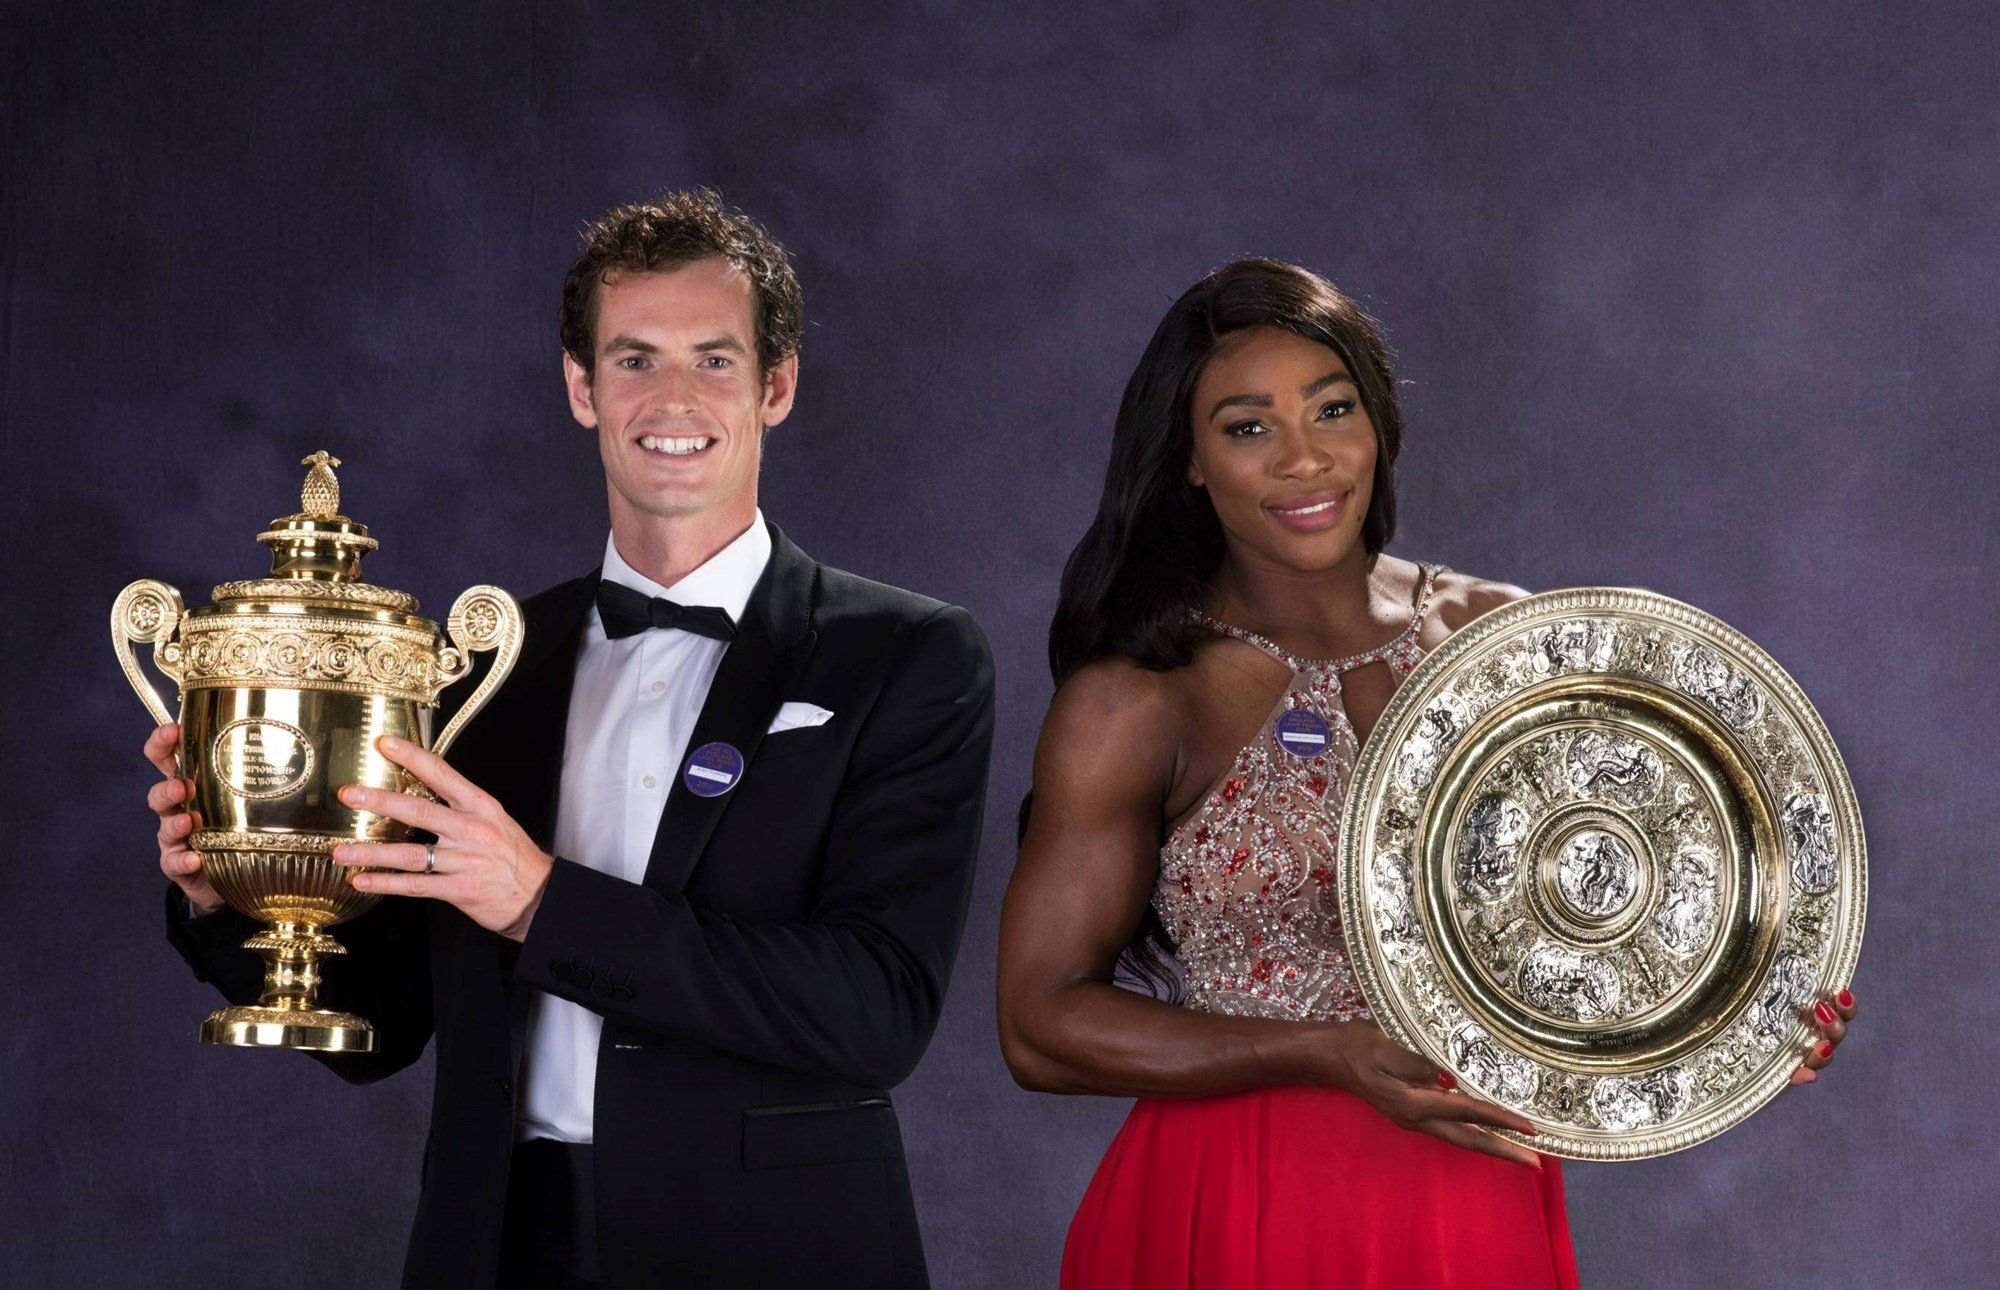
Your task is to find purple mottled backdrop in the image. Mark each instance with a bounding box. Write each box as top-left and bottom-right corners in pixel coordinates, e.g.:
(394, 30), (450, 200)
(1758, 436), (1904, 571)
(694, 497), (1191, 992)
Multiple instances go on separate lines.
(6, 2), (1995, 1285)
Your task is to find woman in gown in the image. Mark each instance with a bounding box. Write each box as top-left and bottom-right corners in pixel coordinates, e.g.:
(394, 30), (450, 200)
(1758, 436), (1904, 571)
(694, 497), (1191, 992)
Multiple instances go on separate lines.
(996, 259), (1857, 1288)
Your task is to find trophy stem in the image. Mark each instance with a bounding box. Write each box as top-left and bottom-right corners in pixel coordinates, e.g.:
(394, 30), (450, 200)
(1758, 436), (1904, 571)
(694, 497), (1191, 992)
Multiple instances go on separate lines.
(199, 921), (377, 1053)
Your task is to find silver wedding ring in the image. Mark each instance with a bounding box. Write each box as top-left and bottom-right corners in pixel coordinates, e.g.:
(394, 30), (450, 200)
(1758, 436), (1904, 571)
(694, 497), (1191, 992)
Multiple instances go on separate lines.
(423, 842), (437, 875)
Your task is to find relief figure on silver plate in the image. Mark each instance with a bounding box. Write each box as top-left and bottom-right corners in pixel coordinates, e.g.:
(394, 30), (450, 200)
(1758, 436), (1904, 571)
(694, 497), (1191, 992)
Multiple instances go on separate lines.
(1590, 1067), (1691, 1131)
(1457, 793), (1527, 902)
(1675, 643), (1766, 730)
(1517, 942), (1623, 1022)
(1553, 829), (1640, 919)
(1782, 791), (1839, 895)
(1527, 619), (1618, 676)
(1392, 692), (1471, 792)
(1564, 730), (1664, 808)
(1745, 953), (1820, 1045)
(1370, 851), (1425, 964)
(1653, 844), (1720, 955)
(1448, 1022), (1540, 1108)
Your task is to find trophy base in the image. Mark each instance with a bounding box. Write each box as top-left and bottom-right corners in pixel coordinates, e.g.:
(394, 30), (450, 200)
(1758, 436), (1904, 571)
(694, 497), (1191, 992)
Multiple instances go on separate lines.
(200, 1004), (377, 1052)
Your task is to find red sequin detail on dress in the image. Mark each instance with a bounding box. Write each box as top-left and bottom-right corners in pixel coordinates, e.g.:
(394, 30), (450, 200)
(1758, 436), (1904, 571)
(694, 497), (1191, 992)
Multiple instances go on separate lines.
(1151, 564), (1443, 1024)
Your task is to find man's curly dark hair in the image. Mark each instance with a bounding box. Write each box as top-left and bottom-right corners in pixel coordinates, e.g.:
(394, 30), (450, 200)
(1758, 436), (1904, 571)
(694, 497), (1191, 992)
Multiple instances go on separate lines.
(560, 188), (804, 378)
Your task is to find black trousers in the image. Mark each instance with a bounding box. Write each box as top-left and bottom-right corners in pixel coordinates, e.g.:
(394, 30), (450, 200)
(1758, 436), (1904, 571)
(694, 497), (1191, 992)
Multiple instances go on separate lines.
(497, 1139), (600, 1290)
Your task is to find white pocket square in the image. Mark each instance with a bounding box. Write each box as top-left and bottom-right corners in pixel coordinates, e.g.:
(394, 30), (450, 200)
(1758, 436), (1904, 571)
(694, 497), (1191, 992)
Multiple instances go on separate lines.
(767, 702), (835, 733)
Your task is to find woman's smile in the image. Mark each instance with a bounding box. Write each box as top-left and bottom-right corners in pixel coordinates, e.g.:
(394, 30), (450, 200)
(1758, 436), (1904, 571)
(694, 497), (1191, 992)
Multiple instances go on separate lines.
(1266, 488), (1351, 533)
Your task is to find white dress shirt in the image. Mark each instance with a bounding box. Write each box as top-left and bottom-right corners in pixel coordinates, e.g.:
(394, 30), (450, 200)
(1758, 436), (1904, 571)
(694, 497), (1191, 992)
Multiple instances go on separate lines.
(515, 512), (772, 1143)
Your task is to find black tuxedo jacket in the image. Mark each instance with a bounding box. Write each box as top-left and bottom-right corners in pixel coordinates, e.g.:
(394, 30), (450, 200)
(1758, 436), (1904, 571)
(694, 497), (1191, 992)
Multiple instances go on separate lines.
(167, 522), (996, 1288)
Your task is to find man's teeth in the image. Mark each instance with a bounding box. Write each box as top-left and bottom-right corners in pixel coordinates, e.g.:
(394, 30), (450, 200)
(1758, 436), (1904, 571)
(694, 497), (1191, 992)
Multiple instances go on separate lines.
(1278, 497), (1341, 515)
(639, 435), (714, 455)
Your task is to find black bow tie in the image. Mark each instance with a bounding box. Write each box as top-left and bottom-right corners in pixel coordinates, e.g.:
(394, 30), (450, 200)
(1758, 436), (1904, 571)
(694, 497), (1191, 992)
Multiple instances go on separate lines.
(596, 580), (738, 643)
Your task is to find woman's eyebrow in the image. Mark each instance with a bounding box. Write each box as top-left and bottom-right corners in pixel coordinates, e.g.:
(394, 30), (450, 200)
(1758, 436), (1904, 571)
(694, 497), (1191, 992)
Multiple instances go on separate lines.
(1301, 371), (1355, 398)
(1208, 371), (1355, 420)
(1208, 391), (1273, 420)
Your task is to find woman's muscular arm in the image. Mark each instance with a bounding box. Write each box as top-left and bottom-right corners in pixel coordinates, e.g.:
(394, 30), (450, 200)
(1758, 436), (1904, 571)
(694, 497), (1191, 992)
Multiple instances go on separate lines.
(996, 658), (1541, 1168)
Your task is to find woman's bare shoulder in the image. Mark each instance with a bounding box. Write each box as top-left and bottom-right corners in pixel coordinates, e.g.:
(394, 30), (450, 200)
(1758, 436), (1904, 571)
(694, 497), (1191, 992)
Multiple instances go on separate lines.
(1042, 656), (1182, 761)
(1428, 566), (1534, 633)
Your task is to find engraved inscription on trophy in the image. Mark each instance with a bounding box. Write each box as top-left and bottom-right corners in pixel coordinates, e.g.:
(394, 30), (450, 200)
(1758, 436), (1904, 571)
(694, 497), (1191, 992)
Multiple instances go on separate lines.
(210, 717), (316, 800)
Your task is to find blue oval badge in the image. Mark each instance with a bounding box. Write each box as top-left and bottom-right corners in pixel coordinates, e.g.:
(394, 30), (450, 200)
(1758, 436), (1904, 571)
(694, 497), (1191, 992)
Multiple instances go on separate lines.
(1274, 708), (1331, 758)
(683, 742), (745, 797)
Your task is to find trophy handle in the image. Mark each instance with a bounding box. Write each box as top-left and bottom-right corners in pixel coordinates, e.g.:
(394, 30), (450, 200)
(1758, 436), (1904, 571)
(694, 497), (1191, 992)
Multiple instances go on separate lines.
(430, 585), (524, 759)
(111, 579), (187, 727)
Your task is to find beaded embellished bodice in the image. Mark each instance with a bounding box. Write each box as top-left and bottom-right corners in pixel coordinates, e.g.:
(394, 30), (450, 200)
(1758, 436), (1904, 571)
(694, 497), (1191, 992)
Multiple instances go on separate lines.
(1156, 565), (1444, 1023)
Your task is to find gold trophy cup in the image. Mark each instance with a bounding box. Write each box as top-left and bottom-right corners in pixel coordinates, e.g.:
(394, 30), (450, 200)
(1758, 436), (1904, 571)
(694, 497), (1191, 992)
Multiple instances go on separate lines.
(113, 452), (522, 1052)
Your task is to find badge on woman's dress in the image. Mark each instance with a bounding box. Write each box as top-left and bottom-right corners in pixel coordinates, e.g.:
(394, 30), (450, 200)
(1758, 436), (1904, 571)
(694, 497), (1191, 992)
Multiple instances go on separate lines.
(1274, 708), (1332, 758)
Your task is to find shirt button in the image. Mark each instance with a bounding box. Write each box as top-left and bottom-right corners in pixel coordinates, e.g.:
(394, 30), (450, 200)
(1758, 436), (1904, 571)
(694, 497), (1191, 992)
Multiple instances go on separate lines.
(642, 775), (657, 789)
(650, 681), (665, 695)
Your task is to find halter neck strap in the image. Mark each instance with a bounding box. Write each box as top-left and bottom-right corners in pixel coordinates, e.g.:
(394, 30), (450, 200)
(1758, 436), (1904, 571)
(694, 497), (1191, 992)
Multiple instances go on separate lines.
(1194, 563), (1444, 675)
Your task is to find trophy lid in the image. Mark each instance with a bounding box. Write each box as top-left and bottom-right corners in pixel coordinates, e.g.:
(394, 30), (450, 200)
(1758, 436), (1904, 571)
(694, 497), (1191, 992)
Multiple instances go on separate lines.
(211, 452), (421, 615)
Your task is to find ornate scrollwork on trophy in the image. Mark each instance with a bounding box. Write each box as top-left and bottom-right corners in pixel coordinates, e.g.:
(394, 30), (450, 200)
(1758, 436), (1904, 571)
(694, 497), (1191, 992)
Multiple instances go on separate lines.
(211, 579), (420, 613)
(112, 579), (188, 727)
(1339, 588), (1866, 1160)
(175, 613), (445, 703)
(111, 451), (522, 1053)
(430, 586), (524, 760)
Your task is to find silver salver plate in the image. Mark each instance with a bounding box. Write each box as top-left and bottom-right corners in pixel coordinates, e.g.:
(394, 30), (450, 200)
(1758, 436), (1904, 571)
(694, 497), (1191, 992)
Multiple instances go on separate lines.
(1337, 588), (1866, 1160)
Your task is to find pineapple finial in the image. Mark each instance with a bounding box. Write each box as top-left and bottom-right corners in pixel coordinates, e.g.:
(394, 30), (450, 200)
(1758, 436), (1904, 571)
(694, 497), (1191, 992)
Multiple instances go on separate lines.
(300, 450), (342, 518)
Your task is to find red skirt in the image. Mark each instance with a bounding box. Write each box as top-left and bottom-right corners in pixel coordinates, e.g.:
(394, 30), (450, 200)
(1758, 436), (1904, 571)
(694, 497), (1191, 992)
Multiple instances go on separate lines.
(1062, 1086), (1579, 1289)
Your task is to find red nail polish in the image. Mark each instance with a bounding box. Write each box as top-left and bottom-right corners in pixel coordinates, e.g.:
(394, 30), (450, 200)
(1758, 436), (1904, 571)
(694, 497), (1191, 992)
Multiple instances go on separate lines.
(1837, 990), (1853, 1009)
(1436, 1070), (1458, 1091)
(1815, 1001), (1836, 1025)
(1816, 1041), (1833, 1061)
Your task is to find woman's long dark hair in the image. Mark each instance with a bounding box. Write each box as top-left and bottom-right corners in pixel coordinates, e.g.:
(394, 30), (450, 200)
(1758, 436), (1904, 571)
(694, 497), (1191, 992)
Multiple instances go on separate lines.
(1026, 259), (1408, 995)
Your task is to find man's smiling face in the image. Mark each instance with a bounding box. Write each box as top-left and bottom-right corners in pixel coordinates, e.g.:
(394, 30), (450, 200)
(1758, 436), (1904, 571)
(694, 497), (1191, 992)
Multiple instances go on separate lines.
(564, 256), (797, 526)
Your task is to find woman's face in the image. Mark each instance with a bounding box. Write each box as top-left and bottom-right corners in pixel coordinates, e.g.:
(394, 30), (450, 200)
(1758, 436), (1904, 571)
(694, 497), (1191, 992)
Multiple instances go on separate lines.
(1186, 325), (1377, 574)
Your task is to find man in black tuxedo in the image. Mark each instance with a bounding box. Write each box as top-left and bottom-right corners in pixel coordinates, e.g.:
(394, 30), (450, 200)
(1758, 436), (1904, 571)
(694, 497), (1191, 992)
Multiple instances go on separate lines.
(147, 190), (995, 1288)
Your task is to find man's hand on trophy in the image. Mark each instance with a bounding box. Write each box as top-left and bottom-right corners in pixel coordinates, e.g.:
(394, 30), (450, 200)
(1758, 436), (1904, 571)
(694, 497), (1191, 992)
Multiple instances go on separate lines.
(332, 735), (554, 943)
(144, 724), (226, 917)
(1788, 987), (1858, 1087)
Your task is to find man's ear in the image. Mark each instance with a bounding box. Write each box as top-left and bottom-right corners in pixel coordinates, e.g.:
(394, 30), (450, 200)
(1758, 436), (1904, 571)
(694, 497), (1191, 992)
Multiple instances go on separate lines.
(760, 352), (799, 430)
(563, 351), (598, 429)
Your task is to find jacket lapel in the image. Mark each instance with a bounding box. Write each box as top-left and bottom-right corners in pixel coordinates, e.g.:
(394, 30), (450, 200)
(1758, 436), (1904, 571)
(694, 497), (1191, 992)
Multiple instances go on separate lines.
(489, 574), (596, 854)
(434, 571), (595, 1072)
(641, 520), (820, 896)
